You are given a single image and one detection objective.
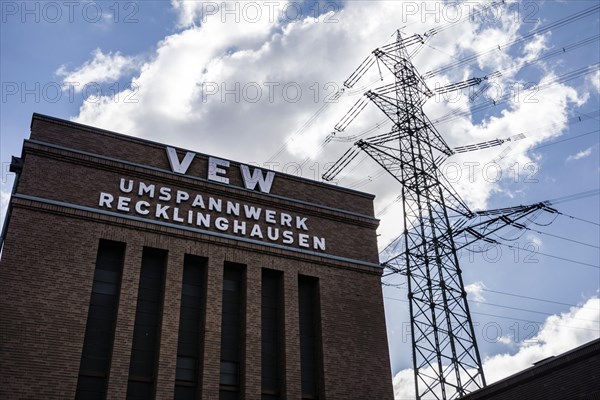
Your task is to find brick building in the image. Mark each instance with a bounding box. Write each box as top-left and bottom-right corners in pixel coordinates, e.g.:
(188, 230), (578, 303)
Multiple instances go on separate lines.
(0, 113), (393, 399)
(461, 338), (600, 400)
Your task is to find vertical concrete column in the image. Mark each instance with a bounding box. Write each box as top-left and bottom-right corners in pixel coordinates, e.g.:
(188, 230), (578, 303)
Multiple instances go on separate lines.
(283, 271), (301, 400)
(244, 264), (262, 400)
(107, 243), (143, 399)
(155, 249), (185, 399)
(200, 253), (224, 399)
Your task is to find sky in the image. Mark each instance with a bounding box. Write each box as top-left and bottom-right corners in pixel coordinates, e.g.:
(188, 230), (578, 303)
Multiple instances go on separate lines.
(1, 1), (599, 398)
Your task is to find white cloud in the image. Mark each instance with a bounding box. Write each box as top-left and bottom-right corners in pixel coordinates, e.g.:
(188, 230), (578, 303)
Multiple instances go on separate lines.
(482, 297), (600, 383)
(0, 190), (10, 230)
(170, 0), (204, 28)
(497, 335), (514, 346)
(393, 368), (417, 400)
(72, 1), (294, 139)
(171, 0), (265, 29)
(393, 296), (600, 399)
(64, 1), (591, 250)
(522, 33), (550, 63)
(44, 5), (598, 398)
(588, 69), (600, 93)
(436, 74), (582, 211)
(566, 146), (594, 162)
(459, 8), (521, 73)
(465, 281), (487, 302)
(56, 48), (140, 92)
(525, 233), (543, 249)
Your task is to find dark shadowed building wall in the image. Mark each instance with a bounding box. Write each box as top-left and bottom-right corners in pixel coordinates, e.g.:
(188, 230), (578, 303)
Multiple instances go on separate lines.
(0, 113), (393, 400)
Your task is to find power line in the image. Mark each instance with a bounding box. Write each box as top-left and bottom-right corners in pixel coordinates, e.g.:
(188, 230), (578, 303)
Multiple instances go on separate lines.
(423, 4), (600, 78)
(378, 189), (600, 262)
(402, 0), (506, 33)
(462, 241), (600, 270)
(425, 32), (600, 84)
(444, 128), (600, 189)
(471, 311), (599, 333)
(431, 63), (600, 126)
(268, 2), (533, 166)
(333, 50), (600, 169)
(531, 129), (600, 152)
(459, 130), (600, 185)
(265, 100), (334, 163)
(346, 169), (387, 189)
(335, 29), (503, 396)
(553, 191), (599, 206)
(354, 73), (599, 189)
(383, 297), (600, 332)
(277, 19), (599, 173)
(328, 97), (598, 189)
(555, 210), (600, 227)
(493, 242), (600, 270)
(382, 281), (600, 329)
(546, 189), (600, 205)
(373, 128), (599, 217)
(384, 283), (600, 313)
(468, 299), (599, 323)
(480, 288), (598, 309)
(324, 8), (599, 396)
(522, 226), (599, 249)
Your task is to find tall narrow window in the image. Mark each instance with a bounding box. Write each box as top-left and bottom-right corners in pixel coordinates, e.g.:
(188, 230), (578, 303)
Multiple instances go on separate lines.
(126, 247), (167, 399)
(75, 240), (126, 400)
(261, 269), (283, 400)
(174, 255), (207, 400)
(219, 262), (245, 400)
(299, 275), (323, 400)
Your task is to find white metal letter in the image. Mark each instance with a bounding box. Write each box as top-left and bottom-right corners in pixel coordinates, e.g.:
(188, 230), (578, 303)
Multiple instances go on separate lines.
(208, 157), (230, 184)
(240, 164), (275, 193)
(166, 146), (196, 174)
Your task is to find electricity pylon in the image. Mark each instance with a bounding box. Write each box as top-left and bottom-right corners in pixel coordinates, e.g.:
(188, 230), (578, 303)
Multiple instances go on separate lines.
(323, 30), (556, 400)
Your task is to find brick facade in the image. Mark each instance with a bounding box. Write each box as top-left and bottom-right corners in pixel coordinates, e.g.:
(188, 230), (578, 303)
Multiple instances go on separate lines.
(461, 338), (600, 400)
(0, 113), (393, 399)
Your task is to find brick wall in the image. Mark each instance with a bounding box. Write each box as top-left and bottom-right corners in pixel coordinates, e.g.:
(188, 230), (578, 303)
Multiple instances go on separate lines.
(28, 114), (376, 216)
(461, 339), (600, 400)
(0, 114), (394, 399)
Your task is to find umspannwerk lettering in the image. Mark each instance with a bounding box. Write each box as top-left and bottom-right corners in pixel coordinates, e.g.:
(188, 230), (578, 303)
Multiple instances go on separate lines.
(98, 178), (327, 252)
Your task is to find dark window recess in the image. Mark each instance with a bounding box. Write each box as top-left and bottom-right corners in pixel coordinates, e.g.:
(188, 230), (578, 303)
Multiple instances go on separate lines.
(126, 247), (167, 400)
(262, 269), (284, 399)
(75, 240), (126, 400)
(174, 255), (208, 400)
(299, 275), (323, 400)
(219, 263), (245, 399)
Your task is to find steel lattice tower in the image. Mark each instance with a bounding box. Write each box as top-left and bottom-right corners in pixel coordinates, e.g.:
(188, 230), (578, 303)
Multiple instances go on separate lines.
(323, 30), (557, 400)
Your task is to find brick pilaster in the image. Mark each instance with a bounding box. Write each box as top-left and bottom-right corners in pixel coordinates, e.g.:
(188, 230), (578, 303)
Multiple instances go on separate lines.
(244, 263), (262, 400)
(107, 242), (143, 399)
(200, 252), (224, 399)
(155, 249), (185, 399)
(283, 271), (301, 400)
